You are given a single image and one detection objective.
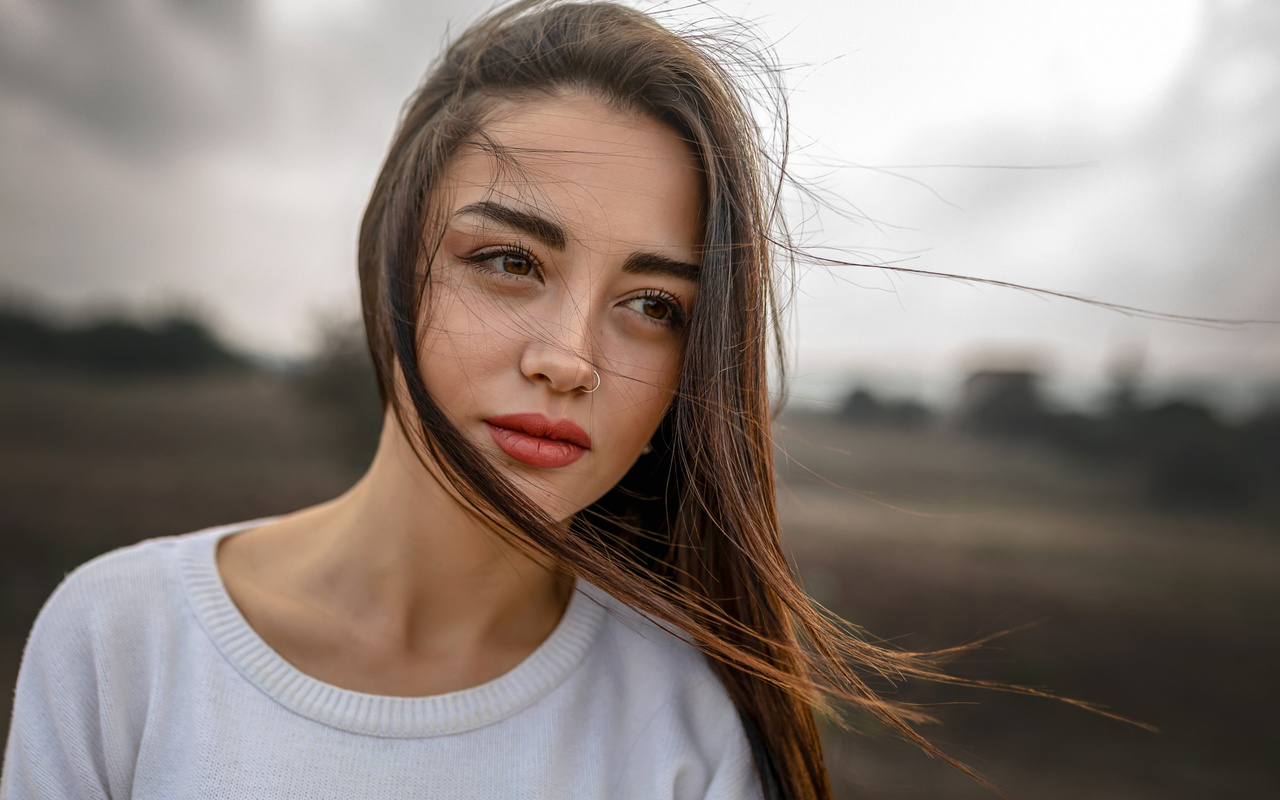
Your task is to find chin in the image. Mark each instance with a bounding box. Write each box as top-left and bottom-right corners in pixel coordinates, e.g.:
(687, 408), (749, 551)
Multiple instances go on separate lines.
(496, 469), (591, 525)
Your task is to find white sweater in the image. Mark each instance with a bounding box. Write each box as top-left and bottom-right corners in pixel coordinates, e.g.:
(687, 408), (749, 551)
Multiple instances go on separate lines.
(2, 521), (763, 799)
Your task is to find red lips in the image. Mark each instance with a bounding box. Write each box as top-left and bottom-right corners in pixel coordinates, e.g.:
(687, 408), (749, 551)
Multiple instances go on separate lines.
(485, 413), (591, 469)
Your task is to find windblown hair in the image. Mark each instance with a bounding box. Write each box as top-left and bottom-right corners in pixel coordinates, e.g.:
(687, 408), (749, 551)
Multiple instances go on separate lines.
(358, 2), (982, 797)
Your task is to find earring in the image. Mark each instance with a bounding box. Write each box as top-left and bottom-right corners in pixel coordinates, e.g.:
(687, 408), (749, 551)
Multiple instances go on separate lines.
(582, 370), (601, 394)
(641, 441), (653, 455)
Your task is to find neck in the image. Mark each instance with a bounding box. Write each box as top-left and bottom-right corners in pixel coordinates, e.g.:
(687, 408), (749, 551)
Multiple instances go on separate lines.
(253, 409), (572, 656)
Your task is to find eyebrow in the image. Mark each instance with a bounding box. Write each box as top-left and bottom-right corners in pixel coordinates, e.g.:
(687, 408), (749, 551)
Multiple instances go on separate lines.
(454, 199), (701, 282)
(622, 252), (701, 283)
(455, 201), (567, 250)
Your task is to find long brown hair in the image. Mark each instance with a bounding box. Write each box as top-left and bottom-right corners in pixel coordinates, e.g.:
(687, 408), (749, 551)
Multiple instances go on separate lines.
(358, 2), (994, 797)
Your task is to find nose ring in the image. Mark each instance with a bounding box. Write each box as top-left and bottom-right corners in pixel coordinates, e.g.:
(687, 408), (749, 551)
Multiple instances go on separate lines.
(582, 370), (601, 394)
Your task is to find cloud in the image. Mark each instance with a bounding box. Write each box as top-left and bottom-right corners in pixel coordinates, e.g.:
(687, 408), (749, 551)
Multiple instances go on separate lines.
(0, 0), (479, 355)
(0, 0), (262, 157)
(790, 0), (1280, 407)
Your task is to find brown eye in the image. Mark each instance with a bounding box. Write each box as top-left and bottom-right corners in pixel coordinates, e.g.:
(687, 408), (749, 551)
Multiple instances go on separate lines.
(623, 293), (685, 327)
(640, 297), (670, 320)
(492, 253), (533, 276)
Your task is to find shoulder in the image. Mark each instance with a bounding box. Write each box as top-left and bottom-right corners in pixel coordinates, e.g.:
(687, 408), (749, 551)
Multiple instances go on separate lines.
(3, 525), (233, 799)
(19, 532), (188, 696)
(32, 532), (188, 649)
(585, 584), (711, 665)
(578, 584), (754, 754)
(570, 584), (764, 799)
(22, 520), (253, 680)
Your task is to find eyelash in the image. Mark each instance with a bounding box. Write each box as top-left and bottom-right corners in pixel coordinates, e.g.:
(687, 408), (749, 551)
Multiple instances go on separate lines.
(462, 246), (541, 282)
(460, 247), (689, 329)
(627, 290), (688, 329)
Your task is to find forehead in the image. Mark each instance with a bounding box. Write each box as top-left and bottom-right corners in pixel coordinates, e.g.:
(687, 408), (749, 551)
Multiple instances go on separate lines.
(440, 93), (705, 257)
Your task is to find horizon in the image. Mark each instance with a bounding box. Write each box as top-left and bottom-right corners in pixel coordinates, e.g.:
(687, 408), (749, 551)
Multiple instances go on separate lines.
(4, 298), (1273, 420)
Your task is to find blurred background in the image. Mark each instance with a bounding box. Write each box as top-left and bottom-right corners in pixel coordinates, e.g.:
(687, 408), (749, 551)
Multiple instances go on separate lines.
(1, 0), (1277, 797)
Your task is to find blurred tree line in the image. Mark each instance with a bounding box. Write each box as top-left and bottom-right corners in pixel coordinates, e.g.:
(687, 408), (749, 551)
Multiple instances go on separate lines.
(0, 303), (383, 465)
(0, 305), (245, 374)
(840, 370), (1280, 518)
(5, 298), (1273, 519)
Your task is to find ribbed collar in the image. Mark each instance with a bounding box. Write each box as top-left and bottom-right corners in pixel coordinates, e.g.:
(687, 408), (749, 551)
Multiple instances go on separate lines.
(177, 519), (605, 739)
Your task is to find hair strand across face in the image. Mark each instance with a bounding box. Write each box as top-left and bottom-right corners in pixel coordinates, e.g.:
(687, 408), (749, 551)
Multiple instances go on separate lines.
(354, 3), (1115, 797)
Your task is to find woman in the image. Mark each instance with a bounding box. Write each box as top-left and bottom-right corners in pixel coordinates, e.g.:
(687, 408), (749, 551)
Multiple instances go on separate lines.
(2, 2), (968, 798)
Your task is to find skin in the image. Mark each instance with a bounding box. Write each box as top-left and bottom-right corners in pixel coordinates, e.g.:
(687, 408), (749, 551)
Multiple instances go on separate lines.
(216, 93), (703, 697)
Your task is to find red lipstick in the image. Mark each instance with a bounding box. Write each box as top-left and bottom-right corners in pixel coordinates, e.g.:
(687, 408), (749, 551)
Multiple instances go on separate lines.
(485, 413), (591, 469)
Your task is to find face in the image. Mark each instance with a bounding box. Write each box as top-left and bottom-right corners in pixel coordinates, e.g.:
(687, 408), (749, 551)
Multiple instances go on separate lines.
(416, 93), (703, 522)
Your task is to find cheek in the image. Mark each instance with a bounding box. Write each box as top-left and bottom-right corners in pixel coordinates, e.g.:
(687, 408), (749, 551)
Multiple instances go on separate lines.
(417, 283), (516, 399)
(598, 344), (682, 436)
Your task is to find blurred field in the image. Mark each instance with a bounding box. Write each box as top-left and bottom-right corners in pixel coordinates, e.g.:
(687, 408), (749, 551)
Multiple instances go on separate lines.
(776, 412), (1280, 798)
(2, 365), (1277, 798)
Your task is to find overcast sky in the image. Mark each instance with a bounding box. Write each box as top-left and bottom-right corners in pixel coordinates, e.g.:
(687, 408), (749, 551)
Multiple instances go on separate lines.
(1, 0), (1276, 411)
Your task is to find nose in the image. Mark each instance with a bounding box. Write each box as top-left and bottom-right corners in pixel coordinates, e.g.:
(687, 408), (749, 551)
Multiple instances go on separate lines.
(518, 307), (599, 395)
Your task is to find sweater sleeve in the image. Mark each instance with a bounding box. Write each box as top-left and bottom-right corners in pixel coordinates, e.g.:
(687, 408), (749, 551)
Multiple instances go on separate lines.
(2, 570), (114, 800)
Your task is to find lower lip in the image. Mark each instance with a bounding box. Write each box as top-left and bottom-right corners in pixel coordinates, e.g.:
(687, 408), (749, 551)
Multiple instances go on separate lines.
(486, 422), (587, 469)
